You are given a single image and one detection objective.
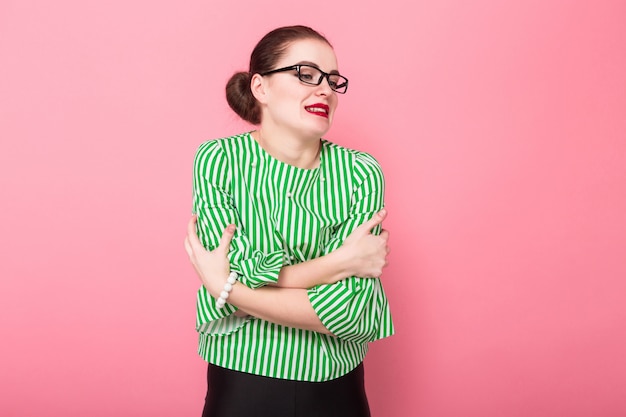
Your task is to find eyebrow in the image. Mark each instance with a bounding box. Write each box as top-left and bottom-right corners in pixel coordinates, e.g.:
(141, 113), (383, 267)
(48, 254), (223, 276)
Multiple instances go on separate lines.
(296, 61), (341, 75)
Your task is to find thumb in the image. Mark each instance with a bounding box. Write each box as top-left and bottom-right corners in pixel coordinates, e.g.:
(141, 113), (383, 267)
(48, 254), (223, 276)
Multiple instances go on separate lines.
(216, 224), (236, 254)
(357, 209), (387, 234)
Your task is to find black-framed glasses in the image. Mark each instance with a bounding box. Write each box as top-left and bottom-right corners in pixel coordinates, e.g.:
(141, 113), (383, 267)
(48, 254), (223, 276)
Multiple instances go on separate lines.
(260, 64), (349, 94)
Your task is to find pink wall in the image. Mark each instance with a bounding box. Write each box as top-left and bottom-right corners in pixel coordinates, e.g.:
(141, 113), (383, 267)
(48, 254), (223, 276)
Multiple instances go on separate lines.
(1, 1), (625, 416)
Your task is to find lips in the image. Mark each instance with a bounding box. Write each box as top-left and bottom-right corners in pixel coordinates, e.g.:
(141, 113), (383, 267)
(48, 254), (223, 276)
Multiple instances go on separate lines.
(305, 103), (330, 118)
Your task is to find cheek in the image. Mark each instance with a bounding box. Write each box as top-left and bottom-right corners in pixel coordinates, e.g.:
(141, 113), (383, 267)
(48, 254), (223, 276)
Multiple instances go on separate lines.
(330, 97), (339, 114)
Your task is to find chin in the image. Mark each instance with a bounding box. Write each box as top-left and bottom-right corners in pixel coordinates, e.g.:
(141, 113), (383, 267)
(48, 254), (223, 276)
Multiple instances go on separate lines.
(308, 127), (330, 139)
(307, 119), (332, 137)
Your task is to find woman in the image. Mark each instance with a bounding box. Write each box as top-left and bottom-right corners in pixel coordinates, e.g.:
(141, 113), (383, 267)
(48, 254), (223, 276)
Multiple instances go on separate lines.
(184, 25), (394, 417)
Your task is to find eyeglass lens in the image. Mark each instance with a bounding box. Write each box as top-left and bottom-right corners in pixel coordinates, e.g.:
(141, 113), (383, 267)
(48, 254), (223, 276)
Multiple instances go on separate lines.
(298, 66), (347, 93)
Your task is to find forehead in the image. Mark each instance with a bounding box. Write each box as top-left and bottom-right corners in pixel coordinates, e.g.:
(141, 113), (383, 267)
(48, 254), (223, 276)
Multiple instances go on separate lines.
(277, 38), (338, 72)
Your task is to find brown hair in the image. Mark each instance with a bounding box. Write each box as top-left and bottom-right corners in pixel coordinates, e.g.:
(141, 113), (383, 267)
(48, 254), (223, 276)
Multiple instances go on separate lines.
(225, 25), (332, 125)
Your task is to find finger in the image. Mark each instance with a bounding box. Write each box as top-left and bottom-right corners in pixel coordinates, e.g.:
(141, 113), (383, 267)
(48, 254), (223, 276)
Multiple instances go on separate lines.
(184, 236), (193, 258)
(379, 229), (390, 242)
(216, 224), (236, 254)
(187, 217), (205, 252)
(184, 236), (190, 255)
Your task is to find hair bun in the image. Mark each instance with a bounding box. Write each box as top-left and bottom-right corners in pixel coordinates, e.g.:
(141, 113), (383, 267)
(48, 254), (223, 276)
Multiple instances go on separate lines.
(226, 71), (260, 125)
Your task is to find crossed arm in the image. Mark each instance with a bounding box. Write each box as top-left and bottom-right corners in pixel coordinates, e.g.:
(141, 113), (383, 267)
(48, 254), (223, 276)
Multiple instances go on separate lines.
(184, 209), (389, 334)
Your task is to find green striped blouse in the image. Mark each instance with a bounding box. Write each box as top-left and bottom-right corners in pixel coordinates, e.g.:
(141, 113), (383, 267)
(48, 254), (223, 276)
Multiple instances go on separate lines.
(192, 132), (394, 382)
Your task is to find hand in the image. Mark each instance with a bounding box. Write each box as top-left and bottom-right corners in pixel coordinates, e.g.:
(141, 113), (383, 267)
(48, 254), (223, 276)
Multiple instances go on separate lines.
(184, 216), (236, 298)
(341, 209), (390, 278)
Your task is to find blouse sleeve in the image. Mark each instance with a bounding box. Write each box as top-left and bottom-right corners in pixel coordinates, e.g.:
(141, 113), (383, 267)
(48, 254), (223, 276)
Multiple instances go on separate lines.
(193, 140), (285, 330)
(307, 153), (394, 344)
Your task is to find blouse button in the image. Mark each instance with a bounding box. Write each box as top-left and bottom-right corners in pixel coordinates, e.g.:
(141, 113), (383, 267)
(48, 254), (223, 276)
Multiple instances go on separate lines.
(286, 191), (292, 198)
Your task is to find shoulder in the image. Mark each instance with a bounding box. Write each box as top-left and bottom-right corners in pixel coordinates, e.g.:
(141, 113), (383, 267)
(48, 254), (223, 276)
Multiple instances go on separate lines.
(196, 133), (248, 157)
(194, 133), (251, 166)
(322, 139), (384, 182)
(193, 134), (250, 184)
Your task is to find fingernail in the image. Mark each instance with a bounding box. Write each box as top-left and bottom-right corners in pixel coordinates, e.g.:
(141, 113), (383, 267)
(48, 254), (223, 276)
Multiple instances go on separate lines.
(379, 209), (387, 216)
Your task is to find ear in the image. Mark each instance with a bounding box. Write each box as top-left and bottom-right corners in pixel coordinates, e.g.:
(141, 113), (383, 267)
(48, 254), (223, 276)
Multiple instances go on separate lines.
(250, 73), (269, 104)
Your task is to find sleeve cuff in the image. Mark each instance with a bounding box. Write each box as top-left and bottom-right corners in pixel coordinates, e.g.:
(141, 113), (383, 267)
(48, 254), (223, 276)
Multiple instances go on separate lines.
(307, 278), (374, 343)
(234, 249), (285, 289)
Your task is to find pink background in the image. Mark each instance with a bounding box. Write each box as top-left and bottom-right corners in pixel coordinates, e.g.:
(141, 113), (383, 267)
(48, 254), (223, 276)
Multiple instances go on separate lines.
(1, 1), (625, 416)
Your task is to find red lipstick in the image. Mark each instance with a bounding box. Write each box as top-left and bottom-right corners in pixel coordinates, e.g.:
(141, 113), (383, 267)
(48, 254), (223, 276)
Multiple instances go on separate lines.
(304, 103), (329, 118)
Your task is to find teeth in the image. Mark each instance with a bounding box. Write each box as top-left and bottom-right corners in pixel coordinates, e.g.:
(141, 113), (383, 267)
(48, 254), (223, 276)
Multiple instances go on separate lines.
(306, 107), (327, 113)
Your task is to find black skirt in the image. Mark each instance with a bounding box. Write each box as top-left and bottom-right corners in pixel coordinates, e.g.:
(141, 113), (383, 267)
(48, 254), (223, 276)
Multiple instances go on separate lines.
(202, 363), (371, 417)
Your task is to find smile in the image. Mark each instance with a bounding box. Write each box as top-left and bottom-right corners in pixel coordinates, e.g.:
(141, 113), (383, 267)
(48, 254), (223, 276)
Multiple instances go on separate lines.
(305, 104), (329, 118)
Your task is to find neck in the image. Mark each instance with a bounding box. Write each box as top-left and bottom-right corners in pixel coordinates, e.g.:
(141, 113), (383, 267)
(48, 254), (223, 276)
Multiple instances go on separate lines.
(255, 127), (321, 169)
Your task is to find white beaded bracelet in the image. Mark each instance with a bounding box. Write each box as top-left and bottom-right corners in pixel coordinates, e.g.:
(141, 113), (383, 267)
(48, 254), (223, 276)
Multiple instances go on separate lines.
(216, 272), (238, 308)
